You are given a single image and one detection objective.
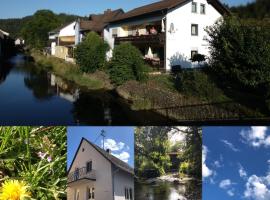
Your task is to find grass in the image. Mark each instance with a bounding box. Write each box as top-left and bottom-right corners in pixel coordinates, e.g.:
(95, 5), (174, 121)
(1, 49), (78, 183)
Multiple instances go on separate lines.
(31, 51), (112, 90)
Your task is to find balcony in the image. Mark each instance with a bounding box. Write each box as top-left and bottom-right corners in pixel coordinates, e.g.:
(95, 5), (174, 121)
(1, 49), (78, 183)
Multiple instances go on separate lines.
(115, 33), (165, 46)
(68, 167), (96, 184)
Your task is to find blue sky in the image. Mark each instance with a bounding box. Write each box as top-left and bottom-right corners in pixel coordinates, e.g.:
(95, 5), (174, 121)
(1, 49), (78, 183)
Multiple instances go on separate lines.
(203, 127), (270, 200)
(67, 126), (134, 170)
(0, 0), (253, 19)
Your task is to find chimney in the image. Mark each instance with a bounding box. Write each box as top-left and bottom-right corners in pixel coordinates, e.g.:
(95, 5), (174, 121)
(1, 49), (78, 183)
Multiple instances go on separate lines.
(106, 149), (111, 154)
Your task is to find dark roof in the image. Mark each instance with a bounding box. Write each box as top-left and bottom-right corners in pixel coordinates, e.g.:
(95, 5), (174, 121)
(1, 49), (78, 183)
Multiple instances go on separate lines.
(110, 0), (229, 23)
(68, 137), (134, 175)
(80, 9), (124, 32)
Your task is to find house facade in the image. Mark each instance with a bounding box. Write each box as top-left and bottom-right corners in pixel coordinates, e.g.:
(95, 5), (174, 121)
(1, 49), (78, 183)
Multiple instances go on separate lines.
(67, 138), (134, 200)
(49, 21), (76, 61)
(104, 0), (228, 71)
(75, 9), (124, 45)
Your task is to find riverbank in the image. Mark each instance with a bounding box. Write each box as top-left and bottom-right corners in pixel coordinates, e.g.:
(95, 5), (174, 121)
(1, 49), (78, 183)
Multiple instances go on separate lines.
(31, 51), (113, 90)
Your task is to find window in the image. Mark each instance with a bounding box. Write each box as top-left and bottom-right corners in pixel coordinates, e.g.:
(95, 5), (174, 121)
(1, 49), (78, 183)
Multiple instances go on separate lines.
(129, 188), (133, 200)
(191, 24), (198, 36)
(192, 2), (197, 13)
(191, 50), (198, 59)
(87, 187), (95, 200)
(112, 28), (118, 38)
(125, 188), (133, 200)
(200, 4), (206, 14)
(86, 161), (92, 173)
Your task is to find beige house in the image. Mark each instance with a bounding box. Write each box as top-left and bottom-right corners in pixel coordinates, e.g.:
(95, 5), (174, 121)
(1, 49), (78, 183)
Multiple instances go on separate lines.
(67, 138), (134, 200)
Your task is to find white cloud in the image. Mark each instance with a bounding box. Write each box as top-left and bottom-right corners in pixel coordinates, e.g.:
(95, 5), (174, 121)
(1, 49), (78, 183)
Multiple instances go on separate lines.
(219, 179), (233, 189)
(112, 151), (130, 163)
(104, 139), (125, 151)
(202, 145), (213, 179)
(214, 161), (222, 168)
(227, 189), (235, 197)
(221, 140), (240, 152)
(240, 127), (270, 148)
(244, 175), (270, 200)
(239, 164), (248, 179)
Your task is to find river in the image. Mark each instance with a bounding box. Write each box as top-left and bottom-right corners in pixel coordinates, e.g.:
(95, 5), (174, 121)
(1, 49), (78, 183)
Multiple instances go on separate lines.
(0, 54), (176, 125)
(135, 180), (201, 200)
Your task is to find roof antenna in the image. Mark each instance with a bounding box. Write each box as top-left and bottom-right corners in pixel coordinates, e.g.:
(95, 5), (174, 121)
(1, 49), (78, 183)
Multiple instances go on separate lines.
(100, 129), (106, 149)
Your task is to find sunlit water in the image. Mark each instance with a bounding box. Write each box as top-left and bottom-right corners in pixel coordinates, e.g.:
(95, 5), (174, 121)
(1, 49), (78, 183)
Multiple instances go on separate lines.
(135, 180), (201, 200)
(0, 54), (175, 125)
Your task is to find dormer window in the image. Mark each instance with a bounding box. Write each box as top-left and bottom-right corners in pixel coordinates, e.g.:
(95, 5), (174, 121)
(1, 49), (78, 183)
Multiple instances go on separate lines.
(200, 4), (206, 14)
(192, 2), (197, 13)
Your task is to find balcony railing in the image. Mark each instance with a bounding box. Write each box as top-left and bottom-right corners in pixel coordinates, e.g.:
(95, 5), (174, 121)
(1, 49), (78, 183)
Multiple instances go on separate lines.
(68, 167), (96, 183)
(115, 33), (165, 46)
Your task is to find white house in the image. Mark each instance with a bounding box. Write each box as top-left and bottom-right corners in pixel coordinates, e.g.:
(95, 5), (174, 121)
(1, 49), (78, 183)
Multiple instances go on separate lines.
(67, 138), (134, 200)
(48, 21), (76, 60)
(104, 0), (228, 71)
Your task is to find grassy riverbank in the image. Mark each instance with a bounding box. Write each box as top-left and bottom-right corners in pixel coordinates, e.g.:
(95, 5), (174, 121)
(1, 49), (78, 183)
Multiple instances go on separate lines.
(31, 51), (112, 90)
(31, 52), (265, 121)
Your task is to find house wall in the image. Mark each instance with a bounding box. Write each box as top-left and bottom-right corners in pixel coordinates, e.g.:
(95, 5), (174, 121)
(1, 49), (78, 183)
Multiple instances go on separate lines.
(104, 15), (163, 59)
(54, 46), (69, 60)
(165, 0), (222, 70)
(113, 168), (134, 200)
(68, 140), (114, 200)
(59, 22), (76, 37)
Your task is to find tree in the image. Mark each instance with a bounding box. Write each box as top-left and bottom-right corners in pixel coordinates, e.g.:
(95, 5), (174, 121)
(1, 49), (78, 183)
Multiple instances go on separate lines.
(108, 43), (149, 85)
(74, 32), (109, 73)
(21, 10), (60, 49)
(206, 16), (270, 90)
(135, 127), (172, 177)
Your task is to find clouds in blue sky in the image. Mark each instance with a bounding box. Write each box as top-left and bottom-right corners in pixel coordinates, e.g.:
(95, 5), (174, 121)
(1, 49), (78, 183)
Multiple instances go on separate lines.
(104, 138), (130, 163)
(203, 126), (270, 200)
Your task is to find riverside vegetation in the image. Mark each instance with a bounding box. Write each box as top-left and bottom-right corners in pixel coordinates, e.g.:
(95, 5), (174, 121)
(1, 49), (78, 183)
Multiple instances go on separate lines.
(6, 4), (269, 121)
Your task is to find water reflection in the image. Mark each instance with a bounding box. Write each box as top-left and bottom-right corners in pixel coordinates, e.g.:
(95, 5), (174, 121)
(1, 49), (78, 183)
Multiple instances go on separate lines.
(0, 54), (175, 125)
(135, 180), (201, 200)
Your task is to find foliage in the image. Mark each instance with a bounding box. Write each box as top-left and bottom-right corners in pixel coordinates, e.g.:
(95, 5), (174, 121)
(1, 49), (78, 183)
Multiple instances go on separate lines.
(230, 0), (270, 19)
(175, 70), (227, 102)
(206, 16), (270, 90)
(0, 127), (66, 199)
(135, 127), (172, 177)
(108, 43), (149, 86)
(74, 32), (109, 73)
(135, 127), (202, 179)
(0, 12), (80, 39)
(190, 54), (206, 63)
(179, 162), (191, 175)
(20, 10), (61, 49)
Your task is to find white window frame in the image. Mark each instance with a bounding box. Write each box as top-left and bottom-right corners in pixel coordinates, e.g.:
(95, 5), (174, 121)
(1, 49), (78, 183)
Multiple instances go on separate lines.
(112, 28), (118, 38)
(87, 187), (95, 200)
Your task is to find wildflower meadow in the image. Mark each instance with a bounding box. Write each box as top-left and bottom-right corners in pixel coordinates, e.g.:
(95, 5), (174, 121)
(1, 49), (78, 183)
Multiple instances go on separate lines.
(0, 126), (67, 200)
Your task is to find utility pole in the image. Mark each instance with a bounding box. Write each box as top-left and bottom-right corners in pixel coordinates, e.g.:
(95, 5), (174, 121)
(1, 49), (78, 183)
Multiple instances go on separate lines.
(101, 129), (106, 149)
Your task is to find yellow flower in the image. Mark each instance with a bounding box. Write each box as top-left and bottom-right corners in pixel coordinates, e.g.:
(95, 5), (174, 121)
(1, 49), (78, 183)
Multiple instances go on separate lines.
(0, 180), (31, 200)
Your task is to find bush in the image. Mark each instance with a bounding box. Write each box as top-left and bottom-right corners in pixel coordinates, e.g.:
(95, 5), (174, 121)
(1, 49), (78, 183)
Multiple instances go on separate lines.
(75, 32), (109, 73)
(179, 161), (191, 175)
(176, 70), (227, 102)
(206, 16), (270, 89)
(108, 43), (149, 85)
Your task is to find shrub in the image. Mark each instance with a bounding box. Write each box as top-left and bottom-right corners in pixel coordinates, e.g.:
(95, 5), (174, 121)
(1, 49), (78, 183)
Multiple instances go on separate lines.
(176, 70), (227, 102)
(206, 16), (270, 90)
(108, 43), (149, 85)
(179, 161), (190, 175)
(74, 32), (109, 73)
(190, 53), (206, 63)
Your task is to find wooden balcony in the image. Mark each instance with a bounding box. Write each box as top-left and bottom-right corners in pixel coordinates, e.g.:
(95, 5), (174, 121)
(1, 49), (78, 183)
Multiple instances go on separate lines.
(68, 167), (96, 183)
(115, 33), (165, 46)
